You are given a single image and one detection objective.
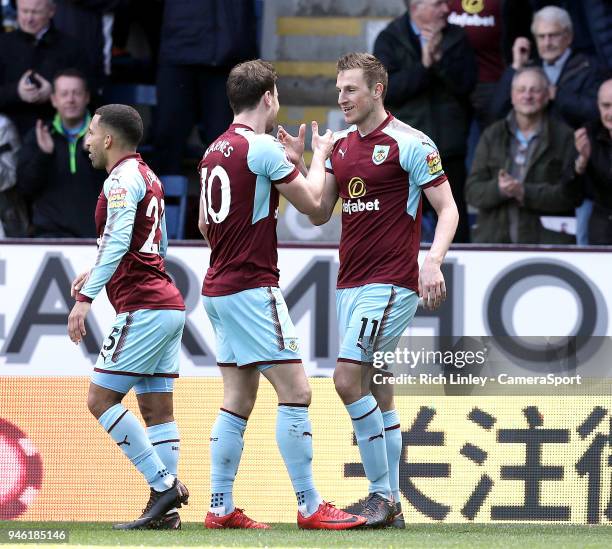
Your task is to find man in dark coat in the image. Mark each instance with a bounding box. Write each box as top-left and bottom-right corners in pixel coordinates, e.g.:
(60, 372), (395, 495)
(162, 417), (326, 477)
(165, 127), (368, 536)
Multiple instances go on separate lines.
(374, 0), (477, 242)
(153, 0), (258, 175)
(573, 79), (612, 244)
(0, 0), (89, 136)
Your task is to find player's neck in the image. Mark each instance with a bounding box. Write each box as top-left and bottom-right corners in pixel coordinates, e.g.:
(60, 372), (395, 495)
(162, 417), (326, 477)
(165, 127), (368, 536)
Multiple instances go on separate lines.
(233, 113), (266, 134)
(105, 148), (138, 173)
(357, 107), (388, 137)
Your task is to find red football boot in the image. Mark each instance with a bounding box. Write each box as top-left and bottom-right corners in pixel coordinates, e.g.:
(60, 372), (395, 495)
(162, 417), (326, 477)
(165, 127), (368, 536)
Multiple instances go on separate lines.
(204, 508), (271, 529)
(298, 501), (366, 530)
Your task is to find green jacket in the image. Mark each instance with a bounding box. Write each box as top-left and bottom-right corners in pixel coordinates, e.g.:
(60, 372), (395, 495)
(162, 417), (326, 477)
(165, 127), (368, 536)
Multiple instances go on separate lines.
(465, 114), (579, 244)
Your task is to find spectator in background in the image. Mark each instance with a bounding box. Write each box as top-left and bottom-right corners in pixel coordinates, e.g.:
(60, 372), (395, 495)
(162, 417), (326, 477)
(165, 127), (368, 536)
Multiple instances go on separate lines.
(0, 113), (28, 236)
(490, 6), (605, 244)
(491, 6), (603, 129)
(374, 0), (477, 243)
(573, 79), (612, 245)
(153, 0), (258, 175)
(558, 0), (612, 75)
(448, 0), (534, 129)
(53, 0), (123, 95)
(111, 0), (162, 83)
(17, 69), (105, 237)
(466, 67), (578, 244)
(0, 0), (89, 137)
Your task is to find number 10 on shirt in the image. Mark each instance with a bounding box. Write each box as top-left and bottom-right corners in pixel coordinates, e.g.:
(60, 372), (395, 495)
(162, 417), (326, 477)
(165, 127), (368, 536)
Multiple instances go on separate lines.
(200, 165), (231, 224)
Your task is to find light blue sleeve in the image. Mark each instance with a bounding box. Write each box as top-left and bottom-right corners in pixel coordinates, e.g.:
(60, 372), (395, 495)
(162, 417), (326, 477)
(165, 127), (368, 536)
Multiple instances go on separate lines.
(246, 135), (297, 182)
(80, 174), (145, 300)
(399, 136), (446, 188)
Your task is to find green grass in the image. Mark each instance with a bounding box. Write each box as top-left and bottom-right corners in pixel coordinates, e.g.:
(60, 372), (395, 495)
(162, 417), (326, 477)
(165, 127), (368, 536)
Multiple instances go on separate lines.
(1, 522), (611, 548)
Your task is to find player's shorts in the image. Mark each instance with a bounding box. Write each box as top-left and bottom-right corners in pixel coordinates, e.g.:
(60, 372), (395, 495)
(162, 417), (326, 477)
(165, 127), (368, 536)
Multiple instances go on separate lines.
(336, 283), (418, 364)
(202, 286), (301, 372)
(91, 308), (185, 395)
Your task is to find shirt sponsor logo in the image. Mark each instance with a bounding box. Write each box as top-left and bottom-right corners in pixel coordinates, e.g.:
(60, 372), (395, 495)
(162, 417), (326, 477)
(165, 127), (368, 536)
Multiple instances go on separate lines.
(348, 177), (367, 199)
(461, 0), (484, 14)
(372, 144), (390, 165)
(344, 177), (380, 214)
(342, 198), (381, 215)
(108, 187), (128, 209)
(426, 151), (443, 175)
(449, 11), (495, 27)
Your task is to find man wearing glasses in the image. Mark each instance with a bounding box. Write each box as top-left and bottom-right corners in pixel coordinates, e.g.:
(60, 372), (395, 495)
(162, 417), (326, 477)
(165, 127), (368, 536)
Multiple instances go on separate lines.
(492, 6), (603, 131)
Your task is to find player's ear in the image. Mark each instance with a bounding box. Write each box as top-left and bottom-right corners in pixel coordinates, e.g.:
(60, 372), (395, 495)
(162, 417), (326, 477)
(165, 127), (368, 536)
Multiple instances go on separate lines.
(373, 82), (384, 100)
(104, 133), (112, 150)
(263, 90), (273, 108)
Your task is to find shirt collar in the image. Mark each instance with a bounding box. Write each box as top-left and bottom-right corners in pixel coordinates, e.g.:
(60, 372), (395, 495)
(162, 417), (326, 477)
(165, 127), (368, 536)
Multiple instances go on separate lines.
(546, 48), (571, 69)
(35, 26), (50, 41)
(110, 153), (142, 173)
(507, 111), (542, 144)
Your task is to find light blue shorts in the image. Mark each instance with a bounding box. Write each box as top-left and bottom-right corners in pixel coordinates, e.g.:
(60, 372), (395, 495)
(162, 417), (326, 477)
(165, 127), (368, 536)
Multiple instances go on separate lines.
(202, 286), (301, 372)
(91, 308), (185, 395)
(336, 284), (418, 364)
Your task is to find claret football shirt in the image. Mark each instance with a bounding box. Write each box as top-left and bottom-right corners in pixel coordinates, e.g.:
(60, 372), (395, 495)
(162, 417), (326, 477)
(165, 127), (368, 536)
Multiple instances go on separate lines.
(326, 113), (447, 292)
(78, 154), (184, 313)
(199, 124), (299, 297)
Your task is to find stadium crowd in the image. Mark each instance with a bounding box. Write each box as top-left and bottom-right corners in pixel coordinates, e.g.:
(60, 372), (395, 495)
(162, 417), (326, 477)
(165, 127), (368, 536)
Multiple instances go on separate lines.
(0, 0), (611, 243)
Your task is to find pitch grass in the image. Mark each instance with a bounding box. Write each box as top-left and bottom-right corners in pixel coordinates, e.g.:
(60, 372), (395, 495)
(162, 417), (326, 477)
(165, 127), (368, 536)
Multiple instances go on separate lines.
(1, 522), (611, 548)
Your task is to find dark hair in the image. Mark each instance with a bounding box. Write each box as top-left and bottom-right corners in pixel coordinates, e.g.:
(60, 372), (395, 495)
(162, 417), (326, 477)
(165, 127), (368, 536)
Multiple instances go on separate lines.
(52, 68), (89, 92)
(337, 52), (388, 100)
(226, 59), (277, 115)
(94, 104), (143, 148)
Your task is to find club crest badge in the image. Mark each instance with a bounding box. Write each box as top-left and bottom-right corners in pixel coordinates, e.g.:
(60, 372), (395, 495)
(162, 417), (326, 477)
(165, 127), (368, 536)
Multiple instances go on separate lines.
(287, 340), (299, 352)
(372, 145), (390, 165)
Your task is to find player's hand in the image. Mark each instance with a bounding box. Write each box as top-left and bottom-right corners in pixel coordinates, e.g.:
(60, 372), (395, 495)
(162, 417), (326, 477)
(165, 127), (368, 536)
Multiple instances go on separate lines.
(418, 257), (446, 311)
(68, 301), (91, 344)
(277, 123), (305, 166)
(71, 270), (90, 298)
(310, 121), (333, 159)
(35, 119), (54, 154)
(512, 37), (531, 70)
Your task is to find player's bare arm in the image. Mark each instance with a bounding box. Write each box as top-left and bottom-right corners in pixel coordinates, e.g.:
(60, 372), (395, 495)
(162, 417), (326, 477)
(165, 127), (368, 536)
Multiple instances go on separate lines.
(276, 121), (333, 215)
(420, 181), (459, 311)
(309, 172), (339, 226)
